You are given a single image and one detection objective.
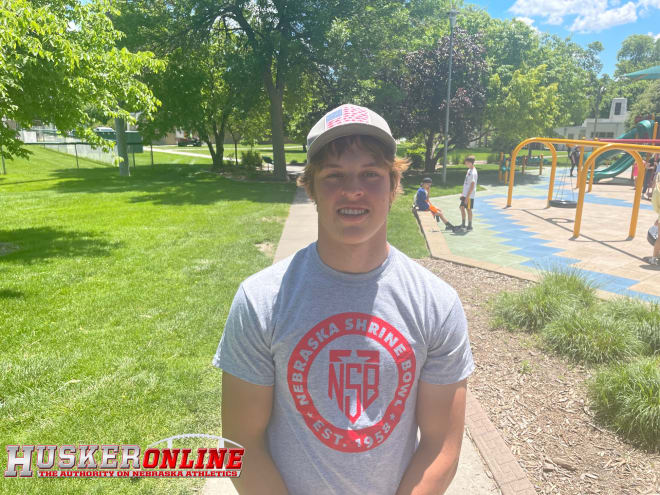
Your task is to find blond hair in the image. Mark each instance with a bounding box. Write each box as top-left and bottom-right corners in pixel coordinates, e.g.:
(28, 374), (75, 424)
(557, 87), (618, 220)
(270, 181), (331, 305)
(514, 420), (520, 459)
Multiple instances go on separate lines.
(297, 135), (410, 201)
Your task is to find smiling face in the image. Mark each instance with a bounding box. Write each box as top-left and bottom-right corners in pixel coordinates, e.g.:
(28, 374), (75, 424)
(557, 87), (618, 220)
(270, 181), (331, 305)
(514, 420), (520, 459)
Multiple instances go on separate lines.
(313, 143), (396, 252)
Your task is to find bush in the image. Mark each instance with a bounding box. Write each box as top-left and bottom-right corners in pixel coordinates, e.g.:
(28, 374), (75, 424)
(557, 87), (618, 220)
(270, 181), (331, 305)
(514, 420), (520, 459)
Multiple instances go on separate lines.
(451, 152), (464, 165)
(590, 357), (660, 451)
(542, 308), (644, 364)
(491, 269), (597, 332)
(602, 298), (660, 354)
(487, 153), (500, 164)
(407, 152), (424, 170)
(240, 149), (262, 169)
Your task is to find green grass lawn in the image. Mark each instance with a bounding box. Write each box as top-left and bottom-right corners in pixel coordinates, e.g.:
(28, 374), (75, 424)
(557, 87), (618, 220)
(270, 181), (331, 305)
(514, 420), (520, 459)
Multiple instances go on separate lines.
(0, 147), (295, 494)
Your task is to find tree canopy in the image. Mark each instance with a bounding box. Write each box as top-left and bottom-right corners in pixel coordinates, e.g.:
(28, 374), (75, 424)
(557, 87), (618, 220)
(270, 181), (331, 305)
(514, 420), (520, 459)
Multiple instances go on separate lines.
(0, 0), (160, 160)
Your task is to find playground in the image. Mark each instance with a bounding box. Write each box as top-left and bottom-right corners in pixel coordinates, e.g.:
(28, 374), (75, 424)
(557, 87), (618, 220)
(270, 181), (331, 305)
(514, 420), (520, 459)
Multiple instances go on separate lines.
(423, 121), (660, 302)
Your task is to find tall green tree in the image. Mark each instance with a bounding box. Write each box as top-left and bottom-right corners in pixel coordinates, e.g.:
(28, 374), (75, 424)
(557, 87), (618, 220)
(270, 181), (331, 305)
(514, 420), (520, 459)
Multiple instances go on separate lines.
(613, 34), (660, 112)
(488, 64), (560, 153)
(626, 81), (660, 127)
(183, 0), (374, 180)
(0, 0), (159, 168)
(386, 28), (488, 172)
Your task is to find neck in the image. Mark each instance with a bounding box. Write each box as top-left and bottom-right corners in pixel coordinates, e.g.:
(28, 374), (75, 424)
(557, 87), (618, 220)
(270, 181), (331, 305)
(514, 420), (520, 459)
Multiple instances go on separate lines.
(316, 229), (390, 273)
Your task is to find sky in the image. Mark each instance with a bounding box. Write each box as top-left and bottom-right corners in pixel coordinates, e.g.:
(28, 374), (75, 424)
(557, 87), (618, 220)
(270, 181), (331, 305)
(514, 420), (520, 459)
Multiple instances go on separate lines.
(466, 0), (660, 76)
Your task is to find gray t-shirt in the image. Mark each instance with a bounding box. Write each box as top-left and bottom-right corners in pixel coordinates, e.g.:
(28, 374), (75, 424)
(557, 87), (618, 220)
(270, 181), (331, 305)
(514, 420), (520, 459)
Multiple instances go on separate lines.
(213, 243), (474, 495)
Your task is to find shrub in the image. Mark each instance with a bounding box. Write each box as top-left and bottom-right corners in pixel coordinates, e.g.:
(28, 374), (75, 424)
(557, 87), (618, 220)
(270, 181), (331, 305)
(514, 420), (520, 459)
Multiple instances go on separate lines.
(487, 153), (500, 164)
(542, 307), (644, 364)
(240, 149), (262, 169)
(602, 298), (660, 354)
(491, 269), (597, 332)
(407, 152), (424, 170)
(590, 357), (660, 451)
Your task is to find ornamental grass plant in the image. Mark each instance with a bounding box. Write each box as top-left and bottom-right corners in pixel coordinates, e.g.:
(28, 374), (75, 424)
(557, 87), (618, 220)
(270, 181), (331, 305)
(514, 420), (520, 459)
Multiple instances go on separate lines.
(602, 298), (660, 354)
(491, 269), (597, 332)
(541, 307), (645, 364)
(590, 357), (660, 451)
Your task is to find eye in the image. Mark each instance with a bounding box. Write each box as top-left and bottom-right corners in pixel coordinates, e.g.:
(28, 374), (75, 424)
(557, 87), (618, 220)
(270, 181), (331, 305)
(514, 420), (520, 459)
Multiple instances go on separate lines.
(363, 171), (381, 178)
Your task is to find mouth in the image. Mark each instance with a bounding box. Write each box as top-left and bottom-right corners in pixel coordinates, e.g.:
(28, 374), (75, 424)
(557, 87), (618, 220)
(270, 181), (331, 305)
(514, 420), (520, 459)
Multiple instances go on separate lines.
(337, 207), (369, 217)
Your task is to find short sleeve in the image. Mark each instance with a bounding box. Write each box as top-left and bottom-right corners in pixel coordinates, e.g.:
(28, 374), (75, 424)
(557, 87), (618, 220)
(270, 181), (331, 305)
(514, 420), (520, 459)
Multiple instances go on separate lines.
(212, 285), (275, 386)
(420, 298), (474, 385)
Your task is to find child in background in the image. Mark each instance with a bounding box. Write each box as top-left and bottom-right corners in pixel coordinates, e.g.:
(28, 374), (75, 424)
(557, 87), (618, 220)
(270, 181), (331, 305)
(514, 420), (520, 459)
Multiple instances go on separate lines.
(459, 156), (478, 231)
(415, 178), (456, 231)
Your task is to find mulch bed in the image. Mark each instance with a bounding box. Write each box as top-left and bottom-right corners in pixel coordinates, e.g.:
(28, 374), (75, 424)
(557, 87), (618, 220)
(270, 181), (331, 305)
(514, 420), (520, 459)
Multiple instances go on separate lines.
(417, 258), (660, 495)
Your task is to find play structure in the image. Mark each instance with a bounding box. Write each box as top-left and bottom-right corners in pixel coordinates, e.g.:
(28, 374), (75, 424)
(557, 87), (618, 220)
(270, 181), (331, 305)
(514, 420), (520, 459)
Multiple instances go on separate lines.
(505, 133), (660, 240)
(590, 119), (659, 183)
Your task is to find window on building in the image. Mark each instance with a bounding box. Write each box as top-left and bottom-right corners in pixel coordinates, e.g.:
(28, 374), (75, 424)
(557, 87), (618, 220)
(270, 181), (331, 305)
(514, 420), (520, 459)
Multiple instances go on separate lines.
(568, 133), (574, 139)
(614, 102), (622, 115)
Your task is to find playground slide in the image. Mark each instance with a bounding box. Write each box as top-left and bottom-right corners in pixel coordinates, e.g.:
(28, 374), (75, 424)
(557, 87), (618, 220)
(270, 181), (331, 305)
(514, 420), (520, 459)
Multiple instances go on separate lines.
(591, 120), (655, 183)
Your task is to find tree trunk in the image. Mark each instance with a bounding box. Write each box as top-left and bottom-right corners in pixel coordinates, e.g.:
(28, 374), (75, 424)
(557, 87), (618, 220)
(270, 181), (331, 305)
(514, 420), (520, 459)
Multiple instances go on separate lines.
(115, 117), (130, 177)
(264, 79), (287, 181)
(206, 137), (216, 163)
(424, 131), (437, 173)
(212, 117), (226, 169)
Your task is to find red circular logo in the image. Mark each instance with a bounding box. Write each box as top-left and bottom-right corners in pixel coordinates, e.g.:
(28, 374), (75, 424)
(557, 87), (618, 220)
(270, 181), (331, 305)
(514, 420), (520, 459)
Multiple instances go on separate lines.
(287, 312), (416, 452)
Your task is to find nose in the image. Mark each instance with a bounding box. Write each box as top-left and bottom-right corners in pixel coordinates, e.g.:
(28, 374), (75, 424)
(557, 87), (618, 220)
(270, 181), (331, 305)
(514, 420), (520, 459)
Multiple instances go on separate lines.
(341, 174), (364, 197)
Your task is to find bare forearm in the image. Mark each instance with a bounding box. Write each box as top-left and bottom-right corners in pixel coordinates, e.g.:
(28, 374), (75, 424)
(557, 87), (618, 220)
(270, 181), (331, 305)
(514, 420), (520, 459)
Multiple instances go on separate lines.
(231, 441), (288, 495)
(395, 440), (461, 495)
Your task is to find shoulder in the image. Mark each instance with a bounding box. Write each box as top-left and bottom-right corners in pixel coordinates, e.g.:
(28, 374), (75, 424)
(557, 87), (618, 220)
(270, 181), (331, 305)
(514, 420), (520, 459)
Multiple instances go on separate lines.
(240, 244), (312, 302)
(390, 247), (459, 301)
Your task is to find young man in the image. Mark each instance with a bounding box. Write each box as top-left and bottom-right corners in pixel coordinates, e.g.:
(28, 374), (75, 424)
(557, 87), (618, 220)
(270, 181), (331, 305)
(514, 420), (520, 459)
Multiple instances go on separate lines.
(214, 104), (474, 495)
(459, 156), (478, 231)
(415, 177), (455, 231)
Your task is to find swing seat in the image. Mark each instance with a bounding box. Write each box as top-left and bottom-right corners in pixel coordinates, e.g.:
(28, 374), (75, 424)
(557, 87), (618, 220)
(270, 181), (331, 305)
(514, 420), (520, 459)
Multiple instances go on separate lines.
(649, 225), (659, 246)
(549, 199), (577, 208)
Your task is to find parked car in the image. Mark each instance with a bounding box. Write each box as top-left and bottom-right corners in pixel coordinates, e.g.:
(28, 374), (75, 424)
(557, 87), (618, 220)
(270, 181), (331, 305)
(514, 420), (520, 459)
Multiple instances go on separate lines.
(177, 137), (202, 147)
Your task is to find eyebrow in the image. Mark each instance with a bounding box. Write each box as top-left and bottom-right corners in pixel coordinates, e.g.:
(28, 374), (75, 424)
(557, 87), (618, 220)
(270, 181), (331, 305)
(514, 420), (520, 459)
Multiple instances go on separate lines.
(320, 161), (383, 169)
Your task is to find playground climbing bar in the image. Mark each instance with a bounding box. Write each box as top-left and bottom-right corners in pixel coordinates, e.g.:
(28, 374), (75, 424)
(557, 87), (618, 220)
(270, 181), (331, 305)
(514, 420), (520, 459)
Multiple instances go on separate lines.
(506, 137), (660, 239)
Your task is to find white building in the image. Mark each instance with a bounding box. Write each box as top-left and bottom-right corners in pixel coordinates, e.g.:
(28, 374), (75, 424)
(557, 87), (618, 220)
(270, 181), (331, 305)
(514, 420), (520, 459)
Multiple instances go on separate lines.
(555, 98), (629, 140)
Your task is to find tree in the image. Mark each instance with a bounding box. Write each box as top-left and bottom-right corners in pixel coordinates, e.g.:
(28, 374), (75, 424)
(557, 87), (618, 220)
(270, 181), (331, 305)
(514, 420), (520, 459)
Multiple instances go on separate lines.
(626, 81), (660, 128)
(0, 0), (159, 170)
(387, 28), (487, 172)
(135, 30), (265, 168)
(180, 1), (373, 180)
(488, 64), (560, 153)
(613, 34), (660, 112)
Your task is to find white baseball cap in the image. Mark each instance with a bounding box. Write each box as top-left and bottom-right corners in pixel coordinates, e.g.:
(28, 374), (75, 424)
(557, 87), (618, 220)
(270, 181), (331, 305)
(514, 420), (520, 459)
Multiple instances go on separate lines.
(306, 104), (396, 161)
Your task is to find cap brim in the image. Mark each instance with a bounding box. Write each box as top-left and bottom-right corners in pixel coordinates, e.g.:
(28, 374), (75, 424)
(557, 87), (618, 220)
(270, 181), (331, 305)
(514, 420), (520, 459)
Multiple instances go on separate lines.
(307, 123), (396, 162)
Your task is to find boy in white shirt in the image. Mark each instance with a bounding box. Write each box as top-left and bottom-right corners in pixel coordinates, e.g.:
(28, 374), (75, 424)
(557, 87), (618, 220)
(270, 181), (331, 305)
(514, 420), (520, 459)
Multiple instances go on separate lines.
(459, 156), (478, 231)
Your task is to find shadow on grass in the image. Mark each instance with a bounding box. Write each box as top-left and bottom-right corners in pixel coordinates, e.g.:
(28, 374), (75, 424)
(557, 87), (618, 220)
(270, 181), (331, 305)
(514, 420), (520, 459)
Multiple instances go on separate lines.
(0, 289), (23, 299)
(0, 227), (118, 264)
(403, 168), (545, 189)
(46, 164), (295, 206)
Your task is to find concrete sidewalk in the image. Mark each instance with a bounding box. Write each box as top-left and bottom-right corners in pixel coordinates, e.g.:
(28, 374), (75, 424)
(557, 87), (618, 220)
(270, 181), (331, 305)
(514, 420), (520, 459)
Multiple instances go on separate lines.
(204, 187), (527, 495)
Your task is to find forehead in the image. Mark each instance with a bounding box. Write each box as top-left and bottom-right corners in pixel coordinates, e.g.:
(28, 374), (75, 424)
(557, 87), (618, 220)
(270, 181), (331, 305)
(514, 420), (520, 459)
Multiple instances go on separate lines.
(318, 143), (387, 169)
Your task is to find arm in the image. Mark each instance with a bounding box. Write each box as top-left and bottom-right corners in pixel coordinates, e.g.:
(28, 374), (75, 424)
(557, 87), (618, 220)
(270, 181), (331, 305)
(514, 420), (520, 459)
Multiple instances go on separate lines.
(395, 379), (467, 495)
(222, 372), (289, 495)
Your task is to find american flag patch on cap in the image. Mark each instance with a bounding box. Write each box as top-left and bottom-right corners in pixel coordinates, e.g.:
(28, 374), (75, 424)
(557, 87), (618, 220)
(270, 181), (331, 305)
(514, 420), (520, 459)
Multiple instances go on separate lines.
(325, 104), (370, 129)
